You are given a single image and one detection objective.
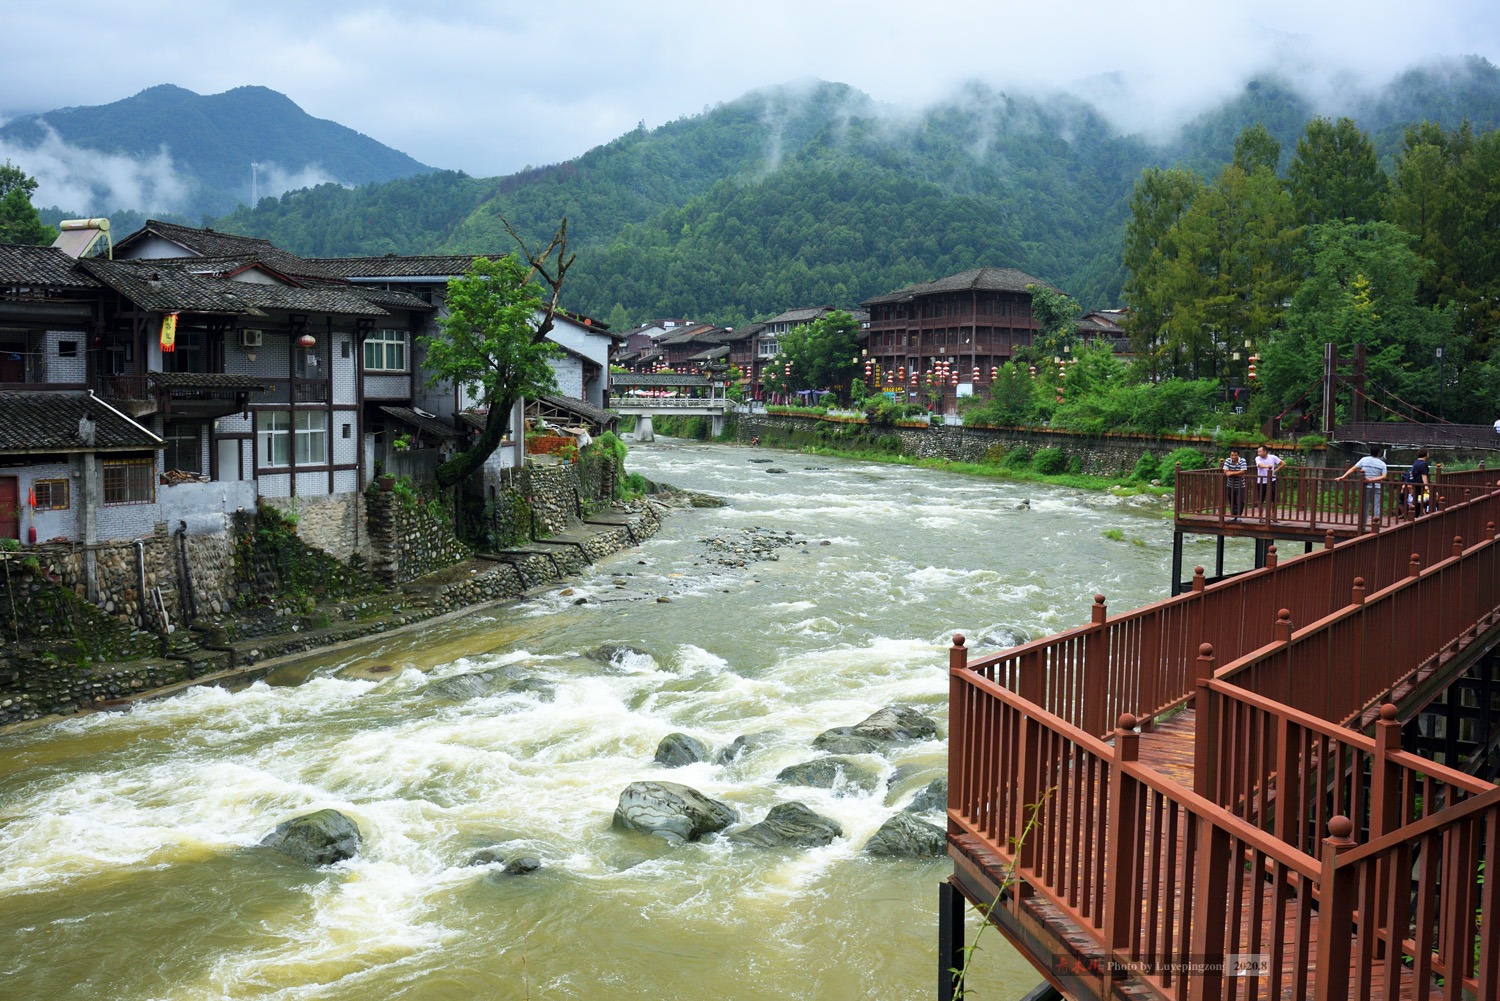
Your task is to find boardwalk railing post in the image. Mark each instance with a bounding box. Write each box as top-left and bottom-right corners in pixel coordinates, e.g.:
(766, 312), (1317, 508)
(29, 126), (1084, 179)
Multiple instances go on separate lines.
(1193, 643), (1216, 799)
(1325, 529), (1336, 550)
(1188, 818), (1231, 1001)
(1454, 534), (1465, 559)
(1103, 713), (1141, 978)
(1266, 543), (1278, 570)
(947, 634), (967, 832)
(1313, 816), (1359, 1001)
(1410, 552), (1422, 578)
(1084, 595), (1108, 735)
(1369, 703), (1402, 963)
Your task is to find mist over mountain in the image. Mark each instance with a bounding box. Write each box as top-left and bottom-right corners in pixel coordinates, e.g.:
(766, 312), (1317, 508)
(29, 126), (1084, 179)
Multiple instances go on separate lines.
(0, 84), (432, 218)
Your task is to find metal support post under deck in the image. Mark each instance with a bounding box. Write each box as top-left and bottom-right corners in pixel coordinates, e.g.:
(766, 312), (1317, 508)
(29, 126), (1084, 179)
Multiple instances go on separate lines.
(1170, 531), (1184, 596)
(1215, 534), (1225, 579)
(1253, 537), (1270, 569)
(938, 880), (964, 1001)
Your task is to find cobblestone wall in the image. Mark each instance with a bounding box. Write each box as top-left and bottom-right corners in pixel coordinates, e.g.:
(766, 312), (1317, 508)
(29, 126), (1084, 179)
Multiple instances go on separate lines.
(263, 492), (371, 561)
(366, 489), (472, 584)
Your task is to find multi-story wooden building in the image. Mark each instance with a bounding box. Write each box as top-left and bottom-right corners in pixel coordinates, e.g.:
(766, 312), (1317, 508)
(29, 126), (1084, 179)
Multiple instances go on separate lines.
(860, 268), (1052, 410)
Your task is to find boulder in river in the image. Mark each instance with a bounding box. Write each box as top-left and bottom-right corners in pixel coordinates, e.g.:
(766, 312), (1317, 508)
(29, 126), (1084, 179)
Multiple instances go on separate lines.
(260, 809), (361, 865)
(903, 778), (948, 815)
(777, 757), (880, 794)
(729, 802), (843, 848)
(654, 732), (709, 767)
(612, 781), (737, 842)
(864, 813), (947, 858)
(765, 468), (788, 474)
(468, 848), (544, 875)
(716, 730), (777, 764)
(585, 645), (654, 671)
(812, 705), (940, 753)
(425, 669), (509, 700)
(506, 677), (556, 701)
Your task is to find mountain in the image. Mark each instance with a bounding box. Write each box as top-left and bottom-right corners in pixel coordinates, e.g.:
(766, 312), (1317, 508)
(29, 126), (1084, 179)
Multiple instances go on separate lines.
(2, 84), (432, 218)
(212, 59), (1500, 320)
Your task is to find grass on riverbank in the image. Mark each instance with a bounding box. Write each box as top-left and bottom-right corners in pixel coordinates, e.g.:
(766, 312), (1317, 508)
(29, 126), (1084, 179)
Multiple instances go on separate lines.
(788, 444), (1174, 496)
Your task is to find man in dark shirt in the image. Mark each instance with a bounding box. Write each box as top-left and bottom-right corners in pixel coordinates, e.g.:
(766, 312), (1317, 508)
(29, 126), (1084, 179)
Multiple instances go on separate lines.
(1222, 447), (1247, 517)
(1408, 448), (1431, 515)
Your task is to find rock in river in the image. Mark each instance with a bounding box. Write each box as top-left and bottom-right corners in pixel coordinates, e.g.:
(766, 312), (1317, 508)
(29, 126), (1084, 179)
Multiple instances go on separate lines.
(729, 802), (843, 848)
(654, 732), (708, 767)
(903, 778), (948, 815)
(585, 645), (654, 670)
(864, 813), (947, 858)
(812, 705), (940, 753)
(468, 848), (544, 875)
(612, 781), (737, 842)
(260, 809), (361, 865)
(716, 730), (777, 764)
(777, 757), (880, 794)
(425, 669), (508, 700)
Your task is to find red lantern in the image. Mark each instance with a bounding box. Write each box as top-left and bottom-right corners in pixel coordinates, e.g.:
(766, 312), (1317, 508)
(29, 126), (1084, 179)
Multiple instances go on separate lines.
(991, 366), (998, 380)
(297, 332), (316, 348)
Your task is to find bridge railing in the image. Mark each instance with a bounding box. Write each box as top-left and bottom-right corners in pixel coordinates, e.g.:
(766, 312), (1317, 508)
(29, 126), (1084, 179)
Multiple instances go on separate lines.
(966, 487), (1500, 738)
(1175, 464), (1494, 531)
(1338, 420), (1500, 450)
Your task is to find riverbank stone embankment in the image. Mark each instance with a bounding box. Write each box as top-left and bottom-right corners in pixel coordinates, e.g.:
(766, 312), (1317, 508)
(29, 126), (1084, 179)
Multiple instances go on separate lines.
(0, 498), (675, 731)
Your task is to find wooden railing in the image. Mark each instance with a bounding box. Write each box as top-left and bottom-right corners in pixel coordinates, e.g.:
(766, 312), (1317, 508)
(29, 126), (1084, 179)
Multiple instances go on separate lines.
(949, 486), (1500, 999)
(1176, 463), (1495, 533)
(1337, 420), (1500, 450)
(966, 487), (1500, 738)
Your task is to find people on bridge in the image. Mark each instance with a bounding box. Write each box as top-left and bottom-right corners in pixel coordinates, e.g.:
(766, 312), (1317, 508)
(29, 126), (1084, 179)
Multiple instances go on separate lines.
(1399, 448), (1432, 516)
(1337, 445), (1389, 523)
(1222, 447), (1247, 517)
(1254, 445), (1283, 511)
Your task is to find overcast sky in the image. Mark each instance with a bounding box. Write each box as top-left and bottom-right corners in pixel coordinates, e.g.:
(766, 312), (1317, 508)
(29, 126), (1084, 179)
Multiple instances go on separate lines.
(3, 0), (1498, 177)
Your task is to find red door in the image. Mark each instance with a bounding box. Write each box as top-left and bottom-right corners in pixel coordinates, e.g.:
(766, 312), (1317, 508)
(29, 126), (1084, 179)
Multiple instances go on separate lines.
(0, 477), (18, 541)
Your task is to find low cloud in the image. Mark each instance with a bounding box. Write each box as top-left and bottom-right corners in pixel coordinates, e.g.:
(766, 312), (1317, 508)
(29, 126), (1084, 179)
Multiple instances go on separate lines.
(0, 122), (195, 214)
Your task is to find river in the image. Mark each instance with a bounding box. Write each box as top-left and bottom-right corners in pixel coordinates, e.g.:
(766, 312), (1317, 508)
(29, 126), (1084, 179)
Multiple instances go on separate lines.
(0, 439), (1217, 1001)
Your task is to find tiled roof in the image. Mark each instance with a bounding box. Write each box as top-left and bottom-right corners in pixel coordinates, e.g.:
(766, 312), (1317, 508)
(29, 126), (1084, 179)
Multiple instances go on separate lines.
(79, 258), (389, 317)
(119, 221), (341, 280)
(659, 325), (723, 346)
(611, 373), (712, 387)
(379, 406), (460, 440)
(148, 372), (271, 391)
(309, 254), (507, 278)
(346, 285), (433, 311)
(0, 391), (163, 453)
(766, 305), (835, 324)
(0, 243), (101, 289)
(714, 322), (765, 343)
(536, 394), (617, 427)
(688, 344), (731, 362)
(861, 267), (1056, 305)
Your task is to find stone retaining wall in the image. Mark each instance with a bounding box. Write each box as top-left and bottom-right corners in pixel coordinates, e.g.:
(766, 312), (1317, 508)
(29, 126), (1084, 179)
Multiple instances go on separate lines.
(734, 414), (1331, 475)
(365, 489), (472, 585)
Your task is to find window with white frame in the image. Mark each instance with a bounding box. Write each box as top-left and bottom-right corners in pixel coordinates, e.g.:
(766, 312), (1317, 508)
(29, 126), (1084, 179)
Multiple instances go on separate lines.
(295, 411), (327, 465)
(363, 329), (407, 371)
(257, 411), (291, 467)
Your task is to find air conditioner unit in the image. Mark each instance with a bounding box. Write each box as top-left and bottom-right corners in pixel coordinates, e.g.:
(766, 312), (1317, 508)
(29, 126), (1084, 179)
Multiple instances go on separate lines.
(239, 329), (263, 349)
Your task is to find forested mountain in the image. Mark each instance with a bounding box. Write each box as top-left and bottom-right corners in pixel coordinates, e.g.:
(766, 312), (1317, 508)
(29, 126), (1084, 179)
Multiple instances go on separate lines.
(210, 60), (1500, 323)
(3, 84), (431, 218)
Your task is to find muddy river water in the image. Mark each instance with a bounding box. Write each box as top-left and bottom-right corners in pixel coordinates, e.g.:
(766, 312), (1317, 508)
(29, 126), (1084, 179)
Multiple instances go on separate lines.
(0, 439), (1226, 1001)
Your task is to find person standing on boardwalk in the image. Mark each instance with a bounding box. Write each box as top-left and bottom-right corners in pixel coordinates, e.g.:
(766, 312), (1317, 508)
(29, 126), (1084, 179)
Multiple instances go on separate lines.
(1337, 445), (1388, 524)
(1405, 448), (1432, 515)
(1222, 447), (1248, 517)
(1254, 445), (1283, 511)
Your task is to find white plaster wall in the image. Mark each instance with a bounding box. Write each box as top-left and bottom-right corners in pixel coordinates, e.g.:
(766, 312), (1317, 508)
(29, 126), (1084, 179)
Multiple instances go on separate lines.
(333, 410), (359, 466)
(331, 331), (358, 405)
(44, 330), (87, 384)
(334, 469), (357, 493)
(364, 373), (410, 400)
(257, 471), (291, 498)
(295, 471), (326, 497)
(119, 235), (193, 259)
(548, 355), (585, 400)
(6, 460), (80, 543)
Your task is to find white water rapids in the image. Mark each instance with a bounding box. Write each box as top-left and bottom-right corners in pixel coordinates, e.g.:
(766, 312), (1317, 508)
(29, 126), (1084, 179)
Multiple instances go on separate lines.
(0, 439), (1241, 1000)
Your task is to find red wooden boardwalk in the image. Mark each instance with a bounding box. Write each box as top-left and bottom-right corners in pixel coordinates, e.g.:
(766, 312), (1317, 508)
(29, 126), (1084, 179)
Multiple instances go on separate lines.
(944, 478), (1500, 1001)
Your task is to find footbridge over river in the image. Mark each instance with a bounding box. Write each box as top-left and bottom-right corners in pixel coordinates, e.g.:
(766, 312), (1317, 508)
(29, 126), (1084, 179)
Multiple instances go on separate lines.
(609, 373), (731, 441)
(943, 468), (1500, 1000)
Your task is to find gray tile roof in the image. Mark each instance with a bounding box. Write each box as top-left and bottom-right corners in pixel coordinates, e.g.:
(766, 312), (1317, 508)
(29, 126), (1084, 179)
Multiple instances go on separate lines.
(536, 394), (617, 427)
(766, 305), (836, 325)
(713, 322), (764, 343)
(79, 258), (390, 317)
(0, 243), (101, 289)
(861, 267), (1057, 306)
(611, 373), (712, 387)
(148, 372), (272, 391)
(310, 255), (507, 278)
(379, 406), (460, 440)
(346, 285), (434, 311)
(0, 391), (163, 453)
(688, 344), (731, 362)
(119, 221), (341, 280)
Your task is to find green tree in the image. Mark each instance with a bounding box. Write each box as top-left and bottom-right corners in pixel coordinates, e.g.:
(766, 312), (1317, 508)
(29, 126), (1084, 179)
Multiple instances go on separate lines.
(1120, 167), (1204, 377)
(1232, 123), (1281, 174)
(421, 226), (573, 490)
(1155, 164), (1298, 378)
(1285, 117), (1388, 225)
(0, 160), (57, 245)
(605, 302), (632, 331)
(773, 310), (862, 398)
(1026, 284), (1081, 357)
(1260, 220), (1455, 424)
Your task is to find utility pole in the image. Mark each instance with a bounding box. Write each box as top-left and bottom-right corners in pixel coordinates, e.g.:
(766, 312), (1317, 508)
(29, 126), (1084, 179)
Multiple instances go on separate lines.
(1437, 340), (1446, 420)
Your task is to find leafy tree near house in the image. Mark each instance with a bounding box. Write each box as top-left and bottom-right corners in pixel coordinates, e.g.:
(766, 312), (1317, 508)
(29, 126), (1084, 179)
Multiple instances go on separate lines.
(1120, 166), (1203, 378)
(0, 160), (57, 245)
(772, 310), (862, 399)
(421, 221), (574, 491)
(1026, 284), (1081, 358)
(1285, 116), (1388, 225)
